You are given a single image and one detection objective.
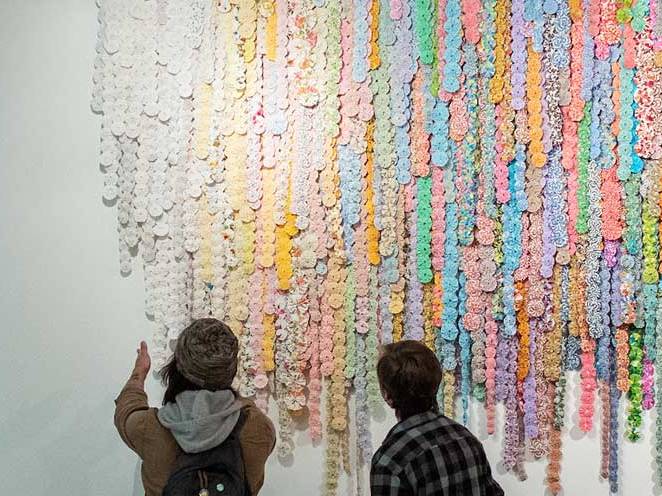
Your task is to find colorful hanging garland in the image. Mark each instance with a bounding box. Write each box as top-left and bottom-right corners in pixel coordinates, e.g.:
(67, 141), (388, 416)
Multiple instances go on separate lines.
(94, 0), (662, 494)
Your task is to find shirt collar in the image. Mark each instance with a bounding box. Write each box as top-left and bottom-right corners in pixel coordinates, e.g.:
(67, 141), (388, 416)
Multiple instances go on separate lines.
(387, 410), (441, 439)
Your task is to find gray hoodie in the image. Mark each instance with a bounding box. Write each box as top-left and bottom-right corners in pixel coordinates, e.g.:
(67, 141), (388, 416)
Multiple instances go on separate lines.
(157, 389), (242, 454)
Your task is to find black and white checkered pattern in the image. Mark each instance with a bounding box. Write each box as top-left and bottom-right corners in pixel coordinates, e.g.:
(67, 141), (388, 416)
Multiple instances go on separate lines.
(370, 411), (504, 496)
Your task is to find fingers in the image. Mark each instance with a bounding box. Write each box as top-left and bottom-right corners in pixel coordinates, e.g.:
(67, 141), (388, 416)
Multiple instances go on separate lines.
(136, 341), (149, 357)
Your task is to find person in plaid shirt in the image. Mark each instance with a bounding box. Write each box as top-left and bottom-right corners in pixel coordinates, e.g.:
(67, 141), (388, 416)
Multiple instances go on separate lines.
(371, 340), (504, 496)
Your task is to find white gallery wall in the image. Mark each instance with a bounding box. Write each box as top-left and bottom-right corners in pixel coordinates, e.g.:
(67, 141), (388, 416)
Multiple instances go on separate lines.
(0, 1), (658, 494)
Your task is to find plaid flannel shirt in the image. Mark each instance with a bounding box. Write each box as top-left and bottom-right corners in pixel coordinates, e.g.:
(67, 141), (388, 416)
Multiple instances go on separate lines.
(370, 411), (504, 496)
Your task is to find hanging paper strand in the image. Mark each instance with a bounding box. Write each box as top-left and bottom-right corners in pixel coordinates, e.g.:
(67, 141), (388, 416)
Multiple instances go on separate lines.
(442, 0), (463, 94)
(458, 271), (472, 424)
(628, 327), (644, 440)
(439, 145), (460, 416)
(457, 42), (479, 246)
(609, 351), (621, 493)
(599, 343), (611, 479)
(531, 307), (551, 458)
(656, 279), (662, 487)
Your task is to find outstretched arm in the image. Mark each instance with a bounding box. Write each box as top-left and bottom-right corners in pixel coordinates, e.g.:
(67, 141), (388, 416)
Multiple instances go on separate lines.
(114, 341), (152, 454)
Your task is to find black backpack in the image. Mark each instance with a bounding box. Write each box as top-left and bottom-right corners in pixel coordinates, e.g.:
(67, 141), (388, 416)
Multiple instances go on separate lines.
(162, 412), (249, 496)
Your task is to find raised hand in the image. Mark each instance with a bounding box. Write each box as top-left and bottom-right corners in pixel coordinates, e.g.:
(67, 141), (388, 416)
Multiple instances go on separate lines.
(132, 340), (151, 381)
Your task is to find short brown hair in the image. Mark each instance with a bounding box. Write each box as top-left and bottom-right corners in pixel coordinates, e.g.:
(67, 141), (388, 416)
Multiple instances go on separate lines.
(377, 340), (442, 419)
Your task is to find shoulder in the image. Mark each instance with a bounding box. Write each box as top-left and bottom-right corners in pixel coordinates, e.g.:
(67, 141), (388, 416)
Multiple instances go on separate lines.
(124, 406), (178, 464)
(434, 415), (481, 441)
(415, 414), (486, 456)
(372, 419), (425, 472)
(239, 399), (274, 429)
(373, 413), (483, 469)
(238, 399), (276, 447)
(414, 415), (490, 472)
(145, 407), (178, 442)
(436, 415), (472, 434)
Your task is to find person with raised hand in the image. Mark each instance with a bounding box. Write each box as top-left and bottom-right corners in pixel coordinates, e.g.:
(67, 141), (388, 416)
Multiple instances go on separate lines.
(114, 318), (275, 496)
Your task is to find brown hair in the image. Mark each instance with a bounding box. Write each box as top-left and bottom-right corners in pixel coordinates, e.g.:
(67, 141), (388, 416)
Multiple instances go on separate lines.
(159, 356), (204, 405)
(377, 340), (442, 419)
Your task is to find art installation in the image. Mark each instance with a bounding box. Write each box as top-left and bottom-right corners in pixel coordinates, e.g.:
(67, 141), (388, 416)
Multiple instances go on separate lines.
(92, 0), (662, 493)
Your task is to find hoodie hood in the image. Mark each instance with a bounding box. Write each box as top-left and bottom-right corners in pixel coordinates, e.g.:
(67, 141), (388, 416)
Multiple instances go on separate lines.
(157, 389), (241, 453)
